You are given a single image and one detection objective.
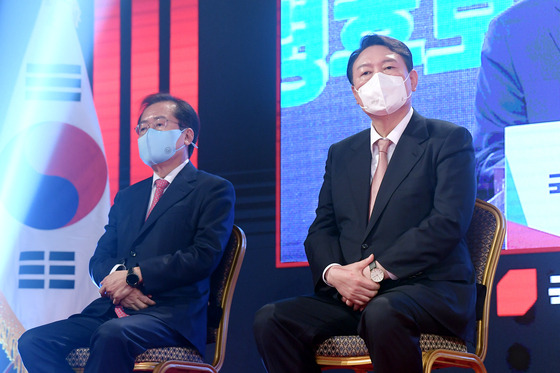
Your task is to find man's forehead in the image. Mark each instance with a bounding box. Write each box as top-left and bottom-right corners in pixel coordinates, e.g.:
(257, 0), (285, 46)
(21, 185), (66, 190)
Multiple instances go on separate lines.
(384, 53), (399, 61)
(139, 114), (167, 123)
(141, 101), (176, 119)
(354, 46), (403, 67)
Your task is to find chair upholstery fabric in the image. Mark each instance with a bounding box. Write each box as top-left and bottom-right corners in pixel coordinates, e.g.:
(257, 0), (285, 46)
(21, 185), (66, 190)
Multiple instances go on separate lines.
(316, 334), (467, 358)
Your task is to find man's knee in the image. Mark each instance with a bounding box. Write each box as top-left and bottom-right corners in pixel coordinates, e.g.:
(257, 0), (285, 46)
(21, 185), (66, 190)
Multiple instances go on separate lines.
(359, 295), (410, 339)
(253, 303), (276, 340)
(18, 329), (39, 357)
(90, 319), (129, 348)
(253, 300), (303, 345)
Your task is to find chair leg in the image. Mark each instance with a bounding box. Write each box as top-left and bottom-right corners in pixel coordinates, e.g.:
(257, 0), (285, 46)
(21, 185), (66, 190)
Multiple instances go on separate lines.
(320, 367), (372, 373)
(153, 361), (218, 373)
(423, 351), (487, 373)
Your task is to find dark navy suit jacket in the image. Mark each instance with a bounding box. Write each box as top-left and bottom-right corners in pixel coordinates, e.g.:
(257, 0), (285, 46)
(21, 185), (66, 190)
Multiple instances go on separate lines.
(83, 162), (235, 355)
(305, 111), (477, 343)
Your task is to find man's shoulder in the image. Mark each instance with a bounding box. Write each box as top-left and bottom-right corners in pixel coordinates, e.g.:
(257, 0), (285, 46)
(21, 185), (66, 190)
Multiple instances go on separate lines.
(424, 117), (462, 132)
(165, 162), (232, 189)
(109, 177), (151, 206)
(121, 176), (152, 194)
(413, 116), (474, 155)
(412, 111), (467, 135)
(116, 167), (234, 201)
(192, 168), (233, 188)
(178, 166), (235, 200)
(332, 128), (369, 149)
(496, 0), (546, 23)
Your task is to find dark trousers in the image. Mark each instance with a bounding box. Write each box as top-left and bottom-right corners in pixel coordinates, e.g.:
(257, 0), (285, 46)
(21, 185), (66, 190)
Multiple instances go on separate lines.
(18, 309), (189, 373)
(253, 290), (451, 373)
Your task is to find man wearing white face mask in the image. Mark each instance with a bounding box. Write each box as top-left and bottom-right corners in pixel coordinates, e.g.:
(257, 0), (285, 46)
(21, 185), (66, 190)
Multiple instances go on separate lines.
(254, 35), (476, 373)
(19, 93), (235, 373)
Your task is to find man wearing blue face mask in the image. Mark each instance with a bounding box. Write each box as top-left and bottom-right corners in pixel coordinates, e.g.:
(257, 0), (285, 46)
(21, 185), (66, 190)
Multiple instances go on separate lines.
(254, 34), (476, 373)
(18, 93), (235, 373)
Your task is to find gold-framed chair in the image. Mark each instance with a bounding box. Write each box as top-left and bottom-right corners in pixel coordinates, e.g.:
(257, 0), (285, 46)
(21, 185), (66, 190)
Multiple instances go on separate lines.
(67, 225), (247, 373)
(315, 199), (505, 373)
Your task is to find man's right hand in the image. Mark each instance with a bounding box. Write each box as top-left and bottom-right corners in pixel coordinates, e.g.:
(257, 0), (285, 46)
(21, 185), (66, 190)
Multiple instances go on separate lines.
(118, 288), (156, 311)
(325, 255), (380, 310)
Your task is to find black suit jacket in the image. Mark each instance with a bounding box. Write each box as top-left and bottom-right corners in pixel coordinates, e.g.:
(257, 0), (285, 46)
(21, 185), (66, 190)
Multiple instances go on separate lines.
(305, 111), (477, 343)
(83, 162), (235, 354)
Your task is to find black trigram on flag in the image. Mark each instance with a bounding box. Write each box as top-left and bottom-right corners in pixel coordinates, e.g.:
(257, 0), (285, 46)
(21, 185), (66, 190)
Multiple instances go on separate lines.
(25, 63), (82, 101)
(19, 250), (76, 289)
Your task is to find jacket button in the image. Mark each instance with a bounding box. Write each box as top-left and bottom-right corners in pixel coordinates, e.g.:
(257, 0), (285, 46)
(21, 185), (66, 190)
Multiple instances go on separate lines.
(130, 251), (137, 257)
(361, 244), (368, 250)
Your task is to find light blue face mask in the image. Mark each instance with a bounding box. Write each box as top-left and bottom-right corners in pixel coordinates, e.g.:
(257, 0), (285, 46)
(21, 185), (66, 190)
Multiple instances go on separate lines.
(138, 128), (186, 166)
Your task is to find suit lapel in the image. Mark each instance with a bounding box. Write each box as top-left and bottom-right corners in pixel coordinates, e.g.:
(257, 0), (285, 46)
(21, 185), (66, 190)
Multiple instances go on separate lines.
(138, 162), (197, 237)
(365, 112), (429, 236)
(345, 131), (372, 228)
(119, 177), (152, 255)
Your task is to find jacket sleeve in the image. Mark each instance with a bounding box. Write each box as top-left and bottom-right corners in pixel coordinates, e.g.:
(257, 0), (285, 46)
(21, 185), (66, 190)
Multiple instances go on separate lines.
(89, 192), (125, 287)
(304, 145), (345, 291)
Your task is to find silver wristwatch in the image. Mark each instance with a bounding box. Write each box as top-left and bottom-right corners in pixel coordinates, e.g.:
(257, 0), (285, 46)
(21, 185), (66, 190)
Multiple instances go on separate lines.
(369, 261), (384, 283)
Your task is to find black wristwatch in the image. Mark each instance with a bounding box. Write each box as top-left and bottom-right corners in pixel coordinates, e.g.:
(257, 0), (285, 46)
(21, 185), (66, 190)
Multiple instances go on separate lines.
(126, 267), (140, 287)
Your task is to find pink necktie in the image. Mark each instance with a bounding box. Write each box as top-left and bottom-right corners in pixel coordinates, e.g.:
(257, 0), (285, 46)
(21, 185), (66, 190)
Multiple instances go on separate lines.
(369, 138), (392, 218)
(146, 179), (170, 219)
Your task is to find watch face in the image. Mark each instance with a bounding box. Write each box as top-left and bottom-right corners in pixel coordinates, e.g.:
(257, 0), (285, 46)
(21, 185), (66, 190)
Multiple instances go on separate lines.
(370, 268), (384, 283)
(126, 270), (139, 287)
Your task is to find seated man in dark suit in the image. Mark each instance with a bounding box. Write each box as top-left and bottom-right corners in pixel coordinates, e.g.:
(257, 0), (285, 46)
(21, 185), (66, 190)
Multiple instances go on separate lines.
(254, 34), (476, 373)
(18, 93), (235, 372)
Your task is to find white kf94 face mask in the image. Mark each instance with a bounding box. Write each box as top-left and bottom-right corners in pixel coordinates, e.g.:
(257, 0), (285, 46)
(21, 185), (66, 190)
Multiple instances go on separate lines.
(356, 72), (411, 116)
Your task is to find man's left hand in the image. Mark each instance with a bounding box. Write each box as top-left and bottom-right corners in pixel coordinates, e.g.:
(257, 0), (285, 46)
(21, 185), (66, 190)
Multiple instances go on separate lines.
(99, 270), (134, 305)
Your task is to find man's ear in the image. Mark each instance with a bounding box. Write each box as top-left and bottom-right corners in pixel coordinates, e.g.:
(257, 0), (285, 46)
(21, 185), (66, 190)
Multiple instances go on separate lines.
(184, 128), (195, 146)
(409, 69), (419, 92)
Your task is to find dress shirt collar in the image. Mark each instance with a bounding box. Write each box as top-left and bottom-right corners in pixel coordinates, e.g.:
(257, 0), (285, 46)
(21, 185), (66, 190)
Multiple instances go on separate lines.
(370, 107), (414, 150)
(151, 159), (190, 186)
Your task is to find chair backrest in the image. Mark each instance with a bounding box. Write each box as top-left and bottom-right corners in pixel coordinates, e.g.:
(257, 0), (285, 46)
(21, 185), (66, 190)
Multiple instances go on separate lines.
(206, 225), (246, 371)
(465, 199), (505, 361)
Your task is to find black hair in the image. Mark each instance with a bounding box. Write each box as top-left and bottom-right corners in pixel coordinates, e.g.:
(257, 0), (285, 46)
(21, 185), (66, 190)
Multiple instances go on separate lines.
(346, 34), (413, 85)
(139, 93), (200, 156)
